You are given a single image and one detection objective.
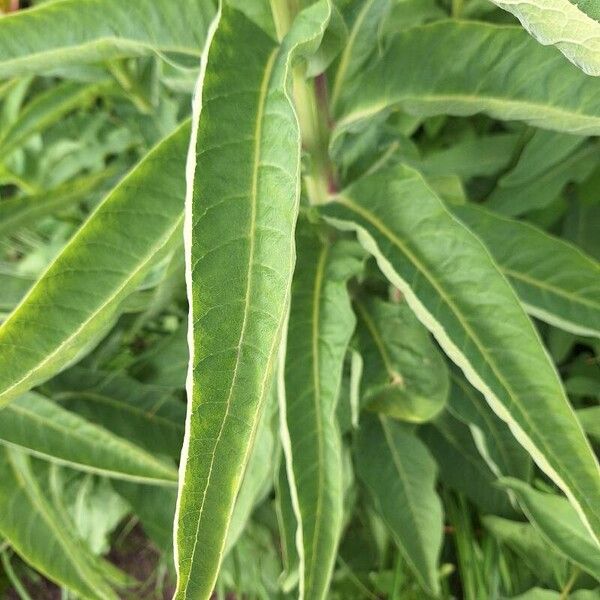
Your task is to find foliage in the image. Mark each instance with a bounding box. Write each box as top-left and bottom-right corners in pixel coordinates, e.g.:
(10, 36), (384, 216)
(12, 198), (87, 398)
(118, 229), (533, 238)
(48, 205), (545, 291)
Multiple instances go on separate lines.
(0, 0), (599, 598)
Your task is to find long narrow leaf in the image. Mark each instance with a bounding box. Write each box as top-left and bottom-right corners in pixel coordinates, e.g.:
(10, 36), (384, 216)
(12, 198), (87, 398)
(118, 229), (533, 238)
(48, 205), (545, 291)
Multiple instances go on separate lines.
(0, 392), (178, 484)
(489, 0), (600, 75)
(333, 21), (600, 154)
(0, 121), (190, 405)
(174, 4), (332, 598)
(355, 414), (443, 595)
(281, 222), (361, 600)
(0, 0), (216, 78)
(453, 204), (600, 338)
(321, 164), (600, 542)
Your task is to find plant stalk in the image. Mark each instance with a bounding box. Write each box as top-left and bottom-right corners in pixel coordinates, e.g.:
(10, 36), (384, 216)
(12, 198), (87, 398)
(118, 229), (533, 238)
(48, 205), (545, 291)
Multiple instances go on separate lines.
(270, 0), (336, 205)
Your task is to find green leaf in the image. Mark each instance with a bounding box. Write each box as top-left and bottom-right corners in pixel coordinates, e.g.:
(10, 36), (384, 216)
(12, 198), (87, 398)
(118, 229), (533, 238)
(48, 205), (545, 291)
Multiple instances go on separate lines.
(46, 367), (185, 459)
(421, 412), (514, 517)
(577, 407), (600, 441)
(354, 296), (448, 423)
(0, 0), (216, 78)
(483, 516), (568, 587)
(355, 414), (443, 595)
(0, 169), (119, 239)
(321, 165), (600, 542)
(488, 0), (600, 75)
(333, 21), (600, 153)
(0, 81), (112, 160)
(280, 223), (361, 600)
(0, 121), (190, 405)
(0, 449), (118, 599)
(448, 373), (532, 481)
(500, 478), (600, 579)
(0, 392), (178, 484)
(225, 390), (277, 554)
(453, 204), (600, 338)
(174, 4), (332, 598)
(330, 0), (391, 110)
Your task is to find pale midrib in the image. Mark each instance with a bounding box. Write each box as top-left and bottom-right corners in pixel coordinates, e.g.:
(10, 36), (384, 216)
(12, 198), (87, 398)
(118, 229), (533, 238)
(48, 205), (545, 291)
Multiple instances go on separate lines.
(54, 390), (183, 431)
(502, 265), (600, 312)
(330, 0), (375, 109)
(184, 48), (278, 595)
(4, 401), (176, 479)
(0, 211), (183, 402)
(336, 194), (598, 520)
(355, 300), (396, 379)
(305, 244), (328, 596)
(451, 374), (519, 476)
(6, 452), (110, 600)
(379, 416), (432, 588)
(338, 93), (600, 132)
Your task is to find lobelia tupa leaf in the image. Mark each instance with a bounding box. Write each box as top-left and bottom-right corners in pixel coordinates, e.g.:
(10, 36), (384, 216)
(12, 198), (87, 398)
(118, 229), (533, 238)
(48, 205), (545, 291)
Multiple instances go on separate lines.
(0, 0), (216, 78)
(280, 221), (362, 600)
(488, 0), (600, 76)
(320, 164), (600, 543)
(0, 121), (190, 406)
(0, 391), (178, 484)
(452, 204), (600, 339)
(174, 3), (333, 598)
(355, 414), (444, 595)
(354, 295), (448, 423)
(332, 21), (600, 155)
(500, 478), (600, 579)
(0, 448), (121, 600)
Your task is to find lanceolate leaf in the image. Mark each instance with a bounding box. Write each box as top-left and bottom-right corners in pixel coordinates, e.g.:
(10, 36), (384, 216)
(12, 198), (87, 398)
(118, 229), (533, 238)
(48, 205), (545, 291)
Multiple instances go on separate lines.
(0, 121), (190, 405)
(500, 478), (600, 579)
(333, 21), (600, 152)
(0, 449), (119, 600)
(0, 392), (178, 484)
(489, 0), (600, 76)
(174, 4), (332, 598)
(453, 204), (600, 338)
(0, 169), (119, 239)
(0, 81), (113, 160)
(355, 415), (443, 595)
(0, 0), (216, 78)
(354, 296), (448, 423)
(577, 407), (600, 441)
(421, 413), (514, 517)
(46, 367), (185, 459)
(281, 222), (361, 600)
(447, 373), (532, 481)
(321, 165), (600, 542)
(330, 0), (391, 110)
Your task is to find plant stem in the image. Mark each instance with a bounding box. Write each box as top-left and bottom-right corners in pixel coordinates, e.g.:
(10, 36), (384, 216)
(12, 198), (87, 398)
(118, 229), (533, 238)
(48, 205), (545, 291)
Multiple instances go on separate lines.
(270, 0), (336, 205)
(559, 568), (580, 600)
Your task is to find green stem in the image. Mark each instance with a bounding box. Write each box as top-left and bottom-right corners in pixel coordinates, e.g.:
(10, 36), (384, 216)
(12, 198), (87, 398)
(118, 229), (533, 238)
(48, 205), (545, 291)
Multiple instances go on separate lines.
(1, 550), (33, 600)
(559, 568), (580, 600)
(270, 0), (336, 205)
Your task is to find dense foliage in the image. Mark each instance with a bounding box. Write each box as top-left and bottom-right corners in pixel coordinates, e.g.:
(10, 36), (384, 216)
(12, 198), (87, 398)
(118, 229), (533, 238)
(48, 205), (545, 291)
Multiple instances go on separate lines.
(0, 0), (599, 598)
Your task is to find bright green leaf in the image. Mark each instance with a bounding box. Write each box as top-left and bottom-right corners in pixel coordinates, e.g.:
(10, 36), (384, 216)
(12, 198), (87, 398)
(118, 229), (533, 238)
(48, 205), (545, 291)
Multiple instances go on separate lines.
(321, 165), (600, 542)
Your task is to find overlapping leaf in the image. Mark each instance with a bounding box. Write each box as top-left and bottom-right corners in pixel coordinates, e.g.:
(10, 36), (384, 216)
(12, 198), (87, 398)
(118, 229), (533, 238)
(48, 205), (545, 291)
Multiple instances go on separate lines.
(454, 204), (600, 338)
(354, 296), (448, 422)
(281, 223), (361, 600)
(334, 21), (600, 153)
(0, 449), (120, 599)
(501, 478), (600, 579)
(0, 392), (178, 484)
(0, 0), (216, 78)
(174, 3), (333, 598)
(321, 165), (600, 542)
(355, 415), (443, 595)
(0, 121), (190, 405)
(489, 0), (600, 75)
